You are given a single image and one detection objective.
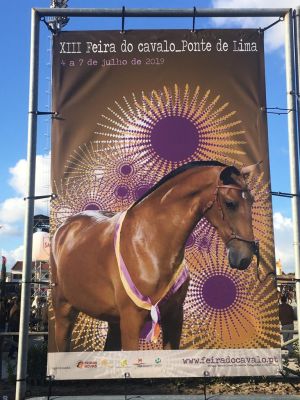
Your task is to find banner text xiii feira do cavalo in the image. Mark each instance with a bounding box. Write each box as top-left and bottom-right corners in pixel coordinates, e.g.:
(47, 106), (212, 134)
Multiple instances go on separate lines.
(59, 39), (259, 55)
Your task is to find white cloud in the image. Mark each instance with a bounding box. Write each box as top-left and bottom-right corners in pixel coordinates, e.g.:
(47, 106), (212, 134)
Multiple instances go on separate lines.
(0, 223), (22, 237)
(211, 0), (298, 51)
(10, 245), (24, 263)
(0, 197), (25, 224)
(273, 211), (293, 230)
(273, 212), (294, 273)
(0, 153), (51, 242)
(9, 152), (51, 196)
(1, 245), (24, 270)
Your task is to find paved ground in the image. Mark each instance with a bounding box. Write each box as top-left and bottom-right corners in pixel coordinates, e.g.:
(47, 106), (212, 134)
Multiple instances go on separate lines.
(27, 395), (300, 399)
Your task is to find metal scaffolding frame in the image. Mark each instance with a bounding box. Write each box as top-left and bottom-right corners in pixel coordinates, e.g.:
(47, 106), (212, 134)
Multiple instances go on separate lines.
(16, 7), (299, 400)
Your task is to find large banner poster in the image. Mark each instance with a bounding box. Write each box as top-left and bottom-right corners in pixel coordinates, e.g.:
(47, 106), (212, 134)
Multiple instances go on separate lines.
(48, 29), (282, 379)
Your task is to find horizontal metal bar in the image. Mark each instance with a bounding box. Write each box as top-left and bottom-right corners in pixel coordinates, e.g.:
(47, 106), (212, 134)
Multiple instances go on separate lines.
(276, 277), (300, 282)
(24, 194), (53, 200)
(282, 366), (300, 377)
(28, 111), (57, 116)
(271, 191), (300, 198)
(282, 336), (298, 346)
(35, 8), (290, 18)
(0, 332), (48, 336)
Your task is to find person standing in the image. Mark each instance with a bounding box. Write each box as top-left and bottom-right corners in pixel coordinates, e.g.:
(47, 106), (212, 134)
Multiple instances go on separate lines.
(0, 299), (6, 332)
(7, 297), (20, 359)
(279, 295), (295, 356)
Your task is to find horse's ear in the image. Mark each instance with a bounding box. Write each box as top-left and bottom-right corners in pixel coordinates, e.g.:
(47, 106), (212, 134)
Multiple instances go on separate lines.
(240, 161), (262, 179)
(220, 166), (240, 185)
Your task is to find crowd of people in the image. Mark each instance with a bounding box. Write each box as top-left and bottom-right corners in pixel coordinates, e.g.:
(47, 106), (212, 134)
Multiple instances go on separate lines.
(0, 296), (21, 359)
(278, 284), (297, 357)
(0, 295), (48, 359)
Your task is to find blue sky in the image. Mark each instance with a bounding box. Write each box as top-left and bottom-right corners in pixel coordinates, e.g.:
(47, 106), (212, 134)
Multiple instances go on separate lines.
(0, 0), (297, 272)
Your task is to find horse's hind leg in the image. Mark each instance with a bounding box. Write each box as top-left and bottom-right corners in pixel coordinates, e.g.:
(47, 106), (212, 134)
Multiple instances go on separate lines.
(50, 253), (78, 352)
(104, 322), (121, 351)
(52, 292), (78, 352)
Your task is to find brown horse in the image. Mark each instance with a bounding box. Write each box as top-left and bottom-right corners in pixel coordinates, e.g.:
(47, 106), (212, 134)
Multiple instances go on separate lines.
(50, 161), (257, 351)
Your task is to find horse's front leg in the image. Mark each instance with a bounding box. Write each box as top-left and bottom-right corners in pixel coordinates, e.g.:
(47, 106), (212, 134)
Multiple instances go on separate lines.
(161, 280), (189, 350)
(119, 307), (148, 350)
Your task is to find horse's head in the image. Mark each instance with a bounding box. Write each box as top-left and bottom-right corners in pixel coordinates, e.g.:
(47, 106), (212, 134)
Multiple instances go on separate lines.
(204, 165), (257, 270)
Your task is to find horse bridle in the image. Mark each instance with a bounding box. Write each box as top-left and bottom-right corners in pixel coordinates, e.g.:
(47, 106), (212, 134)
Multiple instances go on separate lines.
(214, 184), (257, 246)
(203, 178), (261, 281)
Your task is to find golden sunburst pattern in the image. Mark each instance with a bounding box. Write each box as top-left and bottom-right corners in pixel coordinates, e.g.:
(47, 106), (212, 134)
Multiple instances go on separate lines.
(95, 84), (246, 178)
(50, 178), (112, 235)
(64, 142), (163, 212)
(51, 83), (280, 352)
(181, 237), (279, 349)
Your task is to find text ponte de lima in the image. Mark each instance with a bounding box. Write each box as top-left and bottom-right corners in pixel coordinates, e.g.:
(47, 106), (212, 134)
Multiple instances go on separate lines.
(59, 39), (258, 55)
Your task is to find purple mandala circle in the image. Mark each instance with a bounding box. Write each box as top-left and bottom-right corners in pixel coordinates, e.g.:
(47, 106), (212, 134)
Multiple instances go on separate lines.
(119, 163), (134, 176)
(186, 233), (196, 249)
(134, 184), (152, 200)
(150, 116), (199, 161)
(202, 275), (236, 310)
(198, 236), (210, 250)
(115, 185), (130, 199)
(84, 202), (101, 211)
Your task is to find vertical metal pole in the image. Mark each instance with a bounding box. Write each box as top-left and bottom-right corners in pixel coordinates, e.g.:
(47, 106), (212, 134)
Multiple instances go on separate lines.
(284, 8), (300, 351)
(294, 9), (300, 128)
(15, 9), (40, 400)
(293, 6), (300, 347)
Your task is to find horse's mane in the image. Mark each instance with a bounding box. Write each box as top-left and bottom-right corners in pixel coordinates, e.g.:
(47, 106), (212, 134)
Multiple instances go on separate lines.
(133, 160), (240, 207)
